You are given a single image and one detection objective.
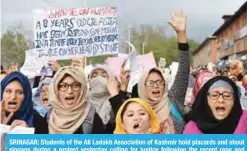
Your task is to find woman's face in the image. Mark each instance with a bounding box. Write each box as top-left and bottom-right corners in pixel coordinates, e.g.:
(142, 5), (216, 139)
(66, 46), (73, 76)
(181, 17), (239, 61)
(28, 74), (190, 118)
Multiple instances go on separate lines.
(145, 72), (165, 102)
(207, 87), (234, 120)
(91, 69), (108, 79)
(40, 84), (50, 107)
(122, 102), (151, 134)
(3, 80), (25, 113)
(58, 75), (82, 109)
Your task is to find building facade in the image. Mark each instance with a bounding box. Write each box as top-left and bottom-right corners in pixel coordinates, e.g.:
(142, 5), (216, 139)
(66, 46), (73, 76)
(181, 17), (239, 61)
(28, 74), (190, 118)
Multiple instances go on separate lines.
(193, 2), (247, 68)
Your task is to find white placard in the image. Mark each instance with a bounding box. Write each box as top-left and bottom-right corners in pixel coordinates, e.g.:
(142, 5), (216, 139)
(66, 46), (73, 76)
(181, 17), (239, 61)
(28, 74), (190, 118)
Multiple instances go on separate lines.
(33, 7), (118, 60)
(0, 124), (35, 134)
(20, 49), (49, 78)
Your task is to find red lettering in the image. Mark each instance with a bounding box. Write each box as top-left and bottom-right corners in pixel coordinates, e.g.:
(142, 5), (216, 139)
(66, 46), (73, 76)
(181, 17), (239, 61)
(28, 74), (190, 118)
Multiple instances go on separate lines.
(70, 8), (77, 16)
(60, 9), (67, 17)
(79, 8), (90, 16)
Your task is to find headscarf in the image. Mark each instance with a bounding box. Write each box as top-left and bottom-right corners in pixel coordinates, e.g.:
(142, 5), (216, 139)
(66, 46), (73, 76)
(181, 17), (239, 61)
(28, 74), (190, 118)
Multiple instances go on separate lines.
(114, 98), (160, 134)
(88, 64), (113, 125)
(33, 77), (53, 117)
(1, 72), (35, 127)
(137, 68), (174, 133)
(48, 66), (90, 134)
(187, 76), (243, 133)
(190, 69), (216, 106)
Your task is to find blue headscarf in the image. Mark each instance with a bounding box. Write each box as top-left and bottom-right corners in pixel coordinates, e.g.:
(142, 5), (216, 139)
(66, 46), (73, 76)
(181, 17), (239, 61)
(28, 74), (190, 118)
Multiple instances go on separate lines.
(1, 72), (35, 127)
(33, 77), (52, 117)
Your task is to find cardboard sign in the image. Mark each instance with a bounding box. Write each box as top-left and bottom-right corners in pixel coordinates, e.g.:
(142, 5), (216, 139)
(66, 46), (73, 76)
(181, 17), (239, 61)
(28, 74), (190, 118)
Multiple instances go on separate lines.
(33, 7), (118, 60)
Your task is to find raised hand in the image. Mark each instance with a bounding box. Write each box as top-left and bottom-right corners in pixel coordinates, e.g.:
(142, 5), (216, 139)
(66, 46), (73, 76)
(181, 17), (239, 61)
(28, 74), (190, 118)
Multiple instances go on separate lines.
(168, 9), (187, 34)
(120, 70), (131, 91)
(168, 9), (187, 43)
(71, 58), (85, 67)
(1, 101), (14, 124)
(48, 60), (61, 71)
(230, 60), (243, 77)
(107, 78), (119, 97)
(8, 63), (19, 73)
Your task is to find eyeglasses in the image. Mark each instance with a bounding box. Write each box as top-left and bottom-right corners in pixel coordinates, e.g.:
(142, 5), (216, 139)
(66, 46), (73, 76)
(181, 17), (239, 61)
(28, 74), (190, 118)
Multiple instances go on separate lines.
(58, 83), (81, 92)
(207, 91), (234, 100)
(41, 89), (48, 95)
(145, 80), (165, 87)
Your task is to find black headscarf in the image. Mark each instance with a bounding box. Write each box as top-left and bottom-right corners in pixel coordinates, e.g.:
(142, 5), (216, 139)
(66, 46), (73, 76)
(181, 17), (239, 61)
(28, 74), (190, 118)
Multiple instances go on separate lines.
(186, 76), (243, 134)
(131, 84), (139, 98)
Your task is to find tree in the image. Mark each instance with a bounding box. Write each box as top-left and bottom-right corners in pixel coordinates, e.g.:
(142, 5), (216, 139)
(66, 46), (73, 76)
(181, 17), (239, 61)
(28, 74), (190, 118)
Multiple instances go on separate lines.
(128, 24), (199, 66)
(1, 27), (33, 68)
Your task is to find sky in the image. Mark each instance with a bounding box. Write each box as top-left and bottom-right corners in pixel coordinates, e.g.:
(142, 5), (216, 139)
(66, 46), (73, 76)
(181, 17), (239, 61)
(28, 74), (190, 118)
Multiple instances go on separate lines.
(1, 0), (247, 42)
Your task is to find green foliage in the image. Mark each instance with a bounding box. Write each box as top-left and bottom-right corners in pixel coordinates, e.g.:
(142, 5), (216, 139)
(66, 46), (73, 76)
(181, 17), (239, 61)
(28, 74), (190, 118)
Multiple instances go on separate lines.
(1, 29), (31, 68)
(128, 25), (200, 67)
(1, 25), (200, 68)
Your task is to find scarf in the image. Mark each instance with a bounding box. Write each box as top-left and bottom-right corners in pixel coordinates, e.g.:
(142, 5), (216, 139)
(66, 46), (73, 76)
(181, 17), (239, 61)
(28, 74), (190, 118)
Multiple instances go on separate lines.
(137, 68), (174, 133)
(114, 98), (160, 134)
(1, 72), (35, 127)
(190, 70), (216, 106)
(88, 76), (112, 124)
(48, 66), (90, 134)
(187, 76), (243, 133)
(33, 77), (53, 117)
(88, 65), (113, 125)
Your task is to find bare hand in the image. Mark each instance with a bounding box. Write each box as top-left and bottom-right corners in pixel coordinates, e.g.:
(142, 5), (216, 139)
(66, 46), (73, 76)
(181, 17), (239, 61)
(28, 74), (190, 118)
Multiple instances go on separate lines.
(120, 70), (130, 91)
(1, 101), (14, 124)
(230, 60), (243, 77)
(168, 9), (187, 34)
(8, 63), (19, 73)
(10, 120), (28, 129)
(71, 58), (85, 68)
(48, 60), (61, 71)
(107, 78), (119, 97)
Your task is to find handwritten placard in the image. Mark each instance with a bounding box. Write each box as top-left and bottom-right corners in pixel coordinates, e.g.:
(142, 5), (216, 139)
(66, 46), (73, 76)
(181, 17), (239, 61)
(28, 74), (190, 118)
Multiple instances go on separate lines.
(20, 49), (49, 78)
(127, 52), (157, 92)
(33, 7), (118, 60)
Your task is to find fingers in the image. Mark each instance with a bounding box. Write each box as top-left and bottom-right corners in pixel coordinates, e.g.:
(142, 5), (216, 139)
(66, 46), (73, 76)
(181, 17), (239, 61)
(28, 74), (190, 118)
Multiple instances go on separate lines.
(171, 9), (187, 19)
(10, 120), (27, 129)
(1, 101), (5, 111)
(48, 60), (57, 66)
(121, 70), (131, 77)
(5, 112), (14, 124)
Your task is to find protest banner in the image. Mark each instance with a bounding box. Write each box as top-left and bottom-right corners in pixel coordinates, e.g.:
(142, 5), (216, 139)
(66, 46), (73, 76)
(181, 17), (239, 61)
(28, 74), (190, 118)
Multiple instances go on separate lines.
(0, 124), (34, 134)
(20, 49), (49, 78)
(105, 55), (127, 81)
(127, 52), (156, 92)
(33, 7), (118, 60)
(170, 62), (179, 76)
(158, 58), (166, 68)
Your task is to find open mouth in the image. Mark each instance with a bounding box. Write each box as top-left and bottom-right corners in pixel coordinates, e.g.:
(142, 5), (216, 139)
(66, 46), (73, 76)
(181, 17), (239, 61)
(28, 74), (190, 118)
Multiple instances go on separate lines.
(216, 106), (226, 116)
(42, 98), (48, 104)
(8, 101), (17, 109)
(65, 96), (75, 105)
(152, 90), (161, 97)
(133, 123), (140, 129)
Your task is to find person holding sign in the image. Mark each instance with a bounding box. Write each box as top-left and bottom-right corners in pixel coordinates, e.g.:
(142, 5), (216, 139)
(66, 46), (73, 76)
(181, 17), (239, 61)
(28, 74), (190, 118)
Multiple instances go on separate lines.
(1, 72), (48, 133)
(184, 76), (247, 134)
(135, 10), (189, 134)
(114, 98), (160, 134)
(87, 65), (130, 133)
(47, 66), (104, 134)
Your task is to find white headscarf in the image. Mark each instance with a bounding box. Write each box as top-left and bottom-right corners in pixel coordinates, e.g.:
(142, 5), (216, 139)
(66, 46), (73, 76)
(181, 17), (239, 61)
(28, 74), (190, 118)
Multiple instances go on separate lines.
(88, 64), (113, 125)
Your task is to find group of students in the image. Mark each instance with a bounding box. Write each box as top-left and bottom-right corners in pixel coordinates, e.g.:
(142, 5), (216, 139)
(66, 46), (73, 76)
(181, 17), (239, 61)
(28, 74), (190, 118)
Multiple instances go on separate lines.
(1, 10), (247, 134)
